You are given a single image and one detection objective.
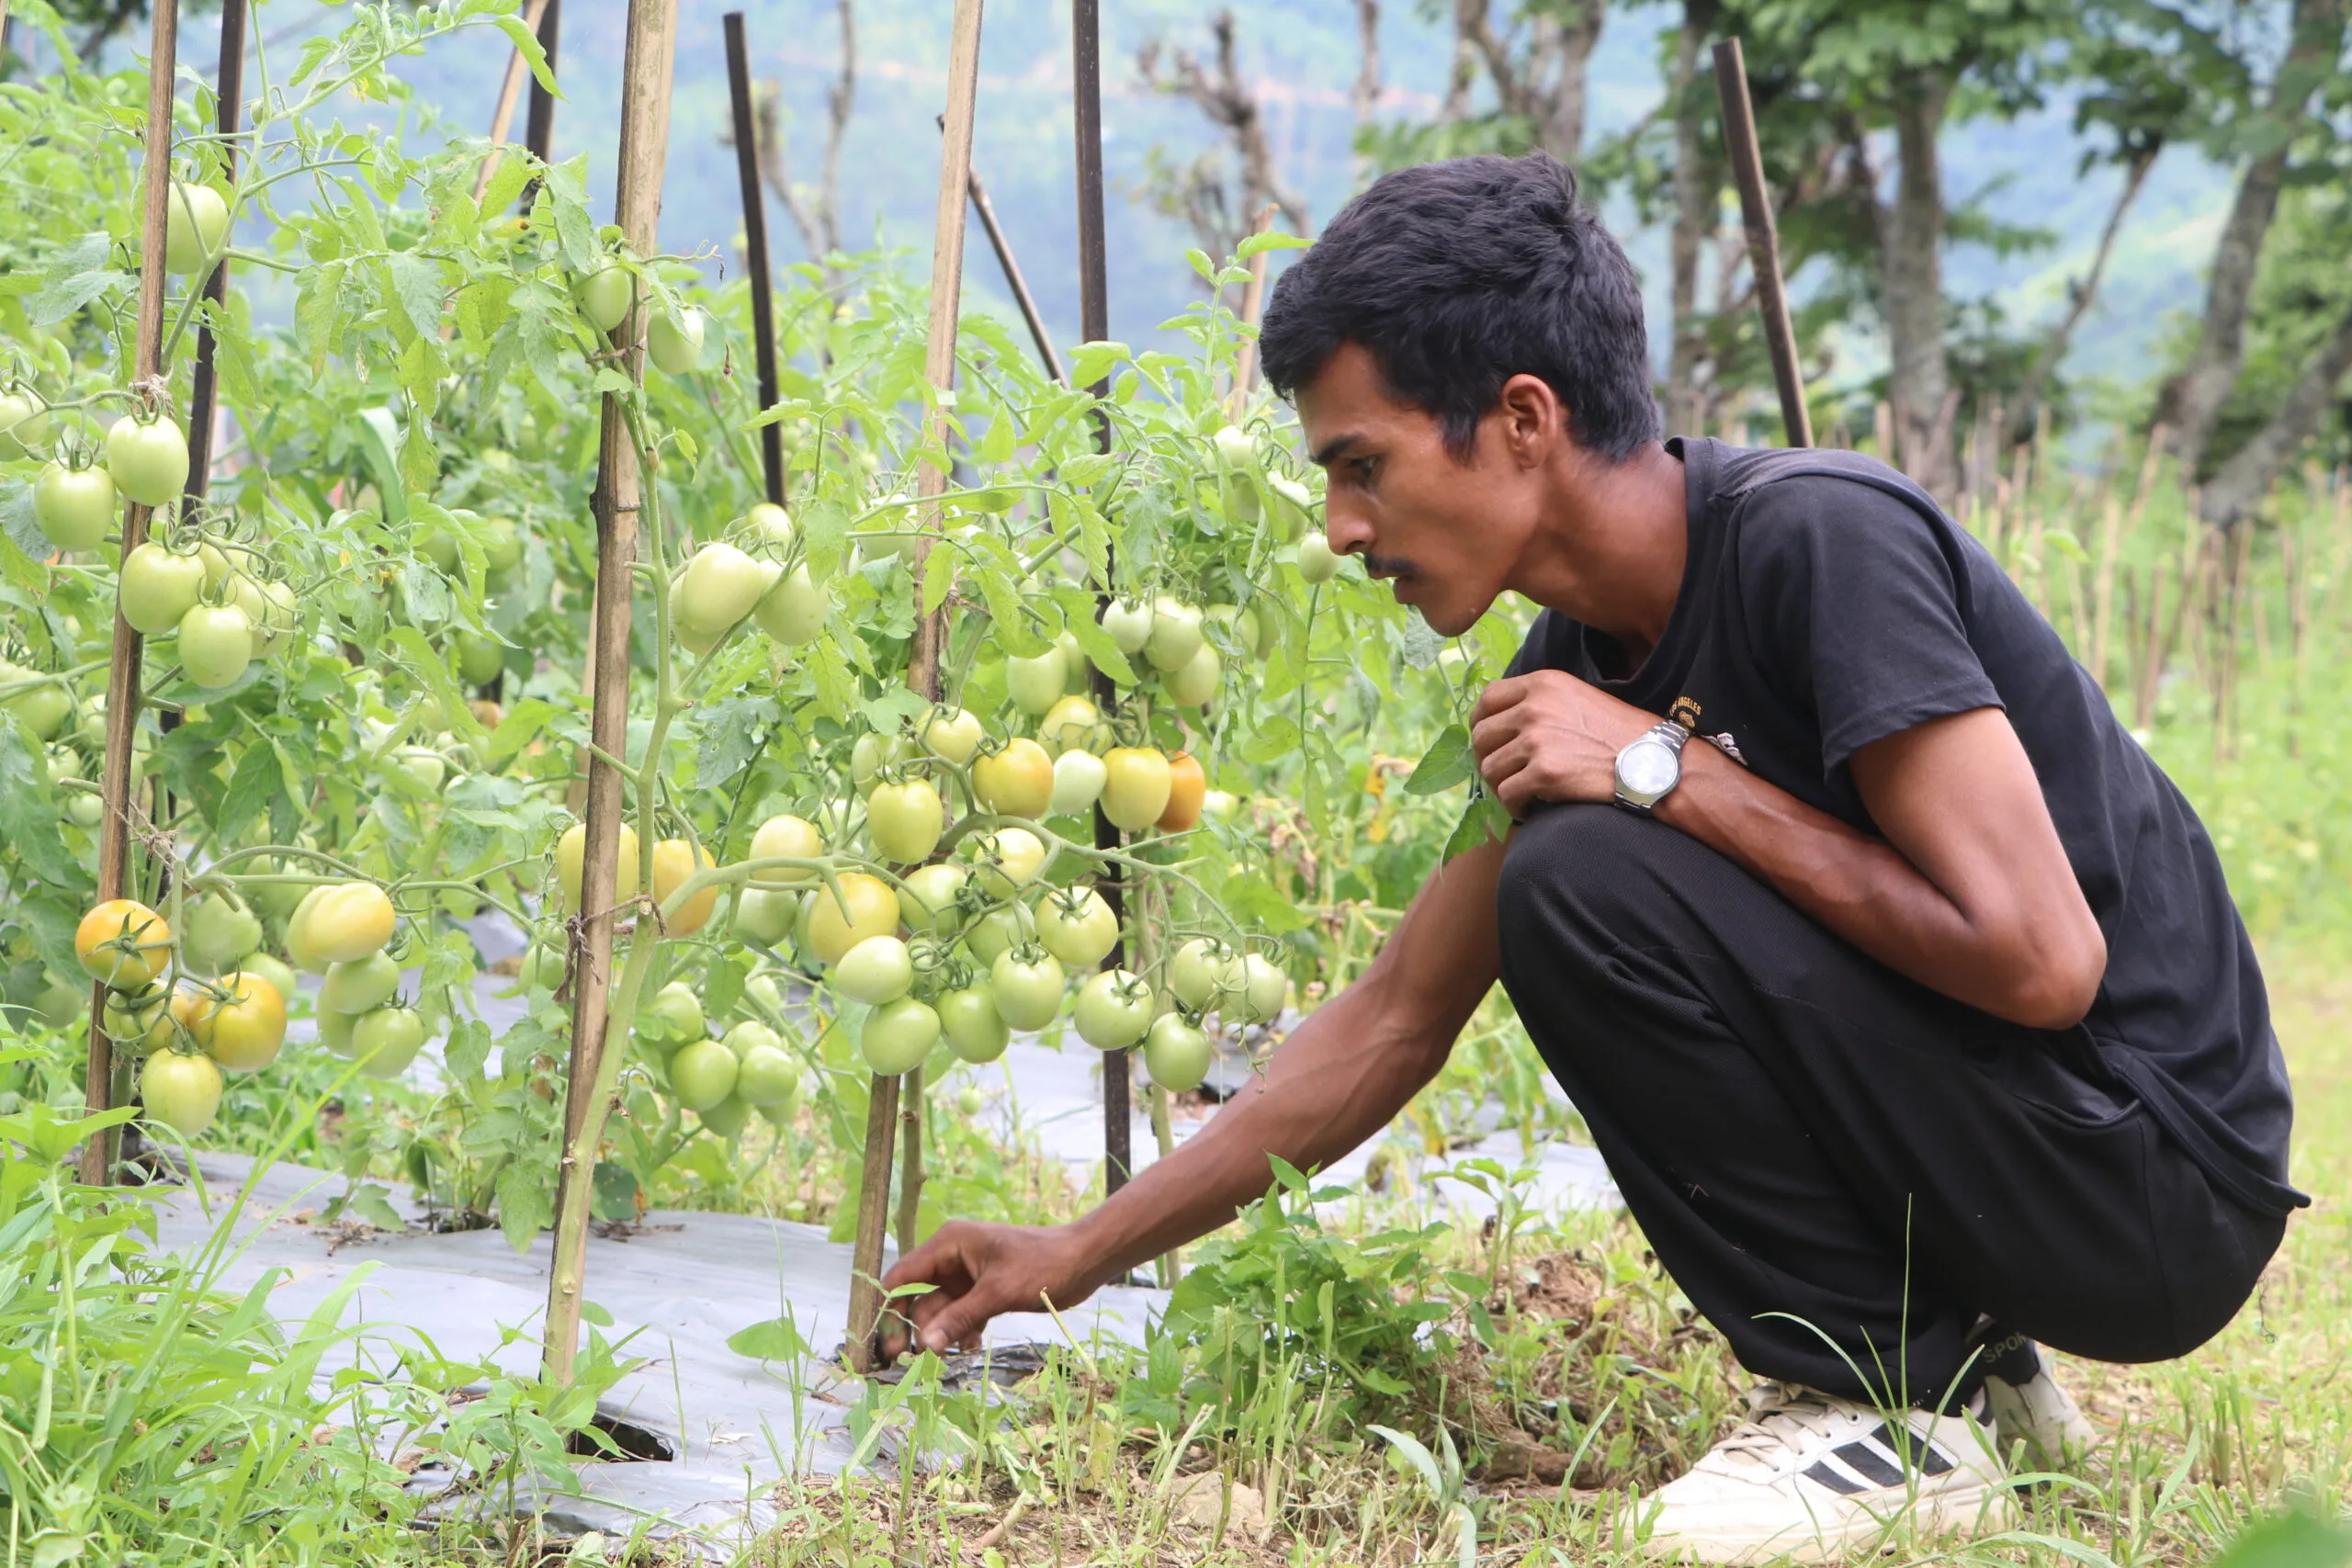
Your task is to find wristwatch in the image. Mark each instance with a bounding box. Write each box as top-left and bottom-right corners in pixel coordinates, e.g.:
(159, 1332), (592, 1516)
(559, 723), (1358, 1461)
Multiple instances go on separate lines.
(1612, 720), (1691, 814)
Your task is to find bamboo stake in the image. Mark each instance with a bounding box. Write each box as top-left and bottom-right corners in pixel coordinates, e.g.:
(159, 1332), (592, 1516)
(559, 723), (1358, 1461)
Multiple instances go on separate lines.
(184, 0), (246, 508)
(2217, 521), (2252, 764)
(1071, 0), (1136, 1206)
(543, 0), (678, 1388)
(521, 0), (560, 207)
(472, 0), (552, 203)
(78, 0), (178, 1190)
(1712, 39), (1810, 449)
(2132, 560), (2165, 731)
(1227, 202), (1278, 413)
(968, 167), (1064, 384)
(2089, 491), (2122, 688)
(842, 0), (986, 1373)
(724, 12), (786, 505)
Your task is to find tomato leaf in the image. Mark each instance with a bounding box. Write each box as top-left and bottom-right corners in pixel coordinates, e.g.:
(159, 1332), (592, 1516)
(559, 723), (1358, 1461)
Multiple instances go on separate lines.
(1404, 725), (1476, 796)
(1440, 794), (1511, 865)
(216, 740), (286, 844)
(727, 1314), (810, 1363)
(0, 720), (86, 892)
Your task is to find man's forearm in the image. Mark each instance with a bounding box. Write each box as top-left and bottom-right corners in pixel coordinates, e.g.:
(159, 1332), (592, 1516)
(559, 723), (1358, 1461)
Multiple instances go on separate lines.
(1064, 979), (1450, 1291)
(1659, 732), (2099, 1027)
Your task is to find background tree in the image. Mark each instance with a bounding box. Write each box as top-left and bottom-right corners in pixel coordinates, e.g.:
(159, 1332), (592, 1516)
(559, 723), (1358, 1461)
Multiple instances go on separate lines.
(1136, 11), (1310, 268)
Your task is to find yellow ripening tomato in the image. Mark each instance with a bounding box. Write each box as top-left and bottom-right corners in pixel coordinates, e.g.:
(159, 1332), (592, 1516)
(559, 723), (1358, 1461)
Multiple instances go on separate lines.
(805, 872), (900, 965)
(302, 883), (396, 965)
(193, 971), (288, 1072)
(652, 839), (719, 935)
(556, 821), (642, 912)
(76, 899), (172, 990)
(973, 738), (1053, 818)
(1100, 748), (1173, 833)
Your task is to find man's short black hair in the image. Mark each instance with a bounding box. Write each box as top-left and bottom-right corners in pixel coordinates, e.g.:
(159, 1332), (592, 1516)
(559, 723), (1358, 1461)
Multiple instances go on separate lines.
(1260, 153), (1659, 463)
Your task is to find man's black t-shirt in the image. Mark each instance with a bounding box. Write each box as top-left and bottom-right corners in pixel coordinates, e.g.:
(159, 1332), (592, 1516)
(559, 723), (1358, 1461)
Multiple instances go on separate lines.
(1504, 437), (2304, 1217)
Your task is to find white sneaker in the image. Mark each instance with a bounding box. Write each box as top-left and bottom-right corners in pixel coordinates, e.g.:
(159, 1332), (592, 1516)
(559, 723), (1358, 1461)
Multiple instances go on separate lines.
(1636, 1382), (2015, 1564)
(1970, 1324), (2098, 1471)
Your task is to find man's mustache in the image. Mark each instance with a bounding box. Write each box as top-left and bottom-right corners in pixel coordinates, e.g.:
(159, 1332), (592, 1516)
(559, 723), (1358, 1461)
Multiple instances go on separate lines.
(1363, 554), (1416, 580)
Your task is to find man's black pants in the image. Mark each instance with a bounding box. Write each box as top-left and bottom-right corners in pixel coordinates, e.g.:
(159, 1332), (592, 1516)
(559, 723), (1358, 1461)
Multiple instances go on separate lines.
(1495, 804), (2286, 1406)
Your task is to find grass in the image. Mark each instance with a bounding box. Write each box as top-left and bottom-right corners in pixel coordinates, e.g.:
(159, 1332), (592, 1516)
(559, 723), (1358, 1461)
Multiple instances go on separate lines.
(714, 939), (2352, 1567)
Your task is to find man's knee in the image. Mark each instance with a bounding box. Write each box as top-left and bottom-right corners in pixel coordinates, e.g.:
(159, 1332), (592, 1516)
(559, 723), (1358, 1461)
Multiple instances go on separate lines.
(1496, 802), (1679, 966)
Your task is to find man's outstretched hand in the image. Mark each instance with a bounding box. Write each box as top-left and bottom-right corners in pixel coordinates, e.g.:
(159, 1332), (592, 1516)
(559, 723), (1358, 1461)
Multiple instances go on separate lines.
(877, 1219), (1102, 1358)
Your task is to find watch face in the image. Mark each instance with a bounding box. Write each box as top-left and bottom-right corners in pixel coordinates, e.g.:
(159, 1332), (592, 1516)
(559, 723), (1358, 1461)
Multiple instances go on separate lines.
(1618, 738), (1679, 798)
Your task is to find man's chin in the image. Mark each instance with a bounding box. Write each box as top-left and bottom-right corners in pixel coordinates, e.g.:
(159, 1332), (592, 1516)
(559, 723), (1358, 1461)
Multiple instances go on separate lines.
(1398, 585), (1487, 639)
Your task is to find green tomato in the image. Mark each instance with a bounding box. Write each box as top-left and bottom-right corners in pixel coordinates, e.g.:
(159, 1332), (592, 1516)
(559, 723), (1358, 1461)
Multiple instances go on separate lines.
(963, 905), (1029, 967)
(860, 998), (940, 1076)
(1143, 1012), (1215, 1093)
(732, 887), (798, 946)
(741, 502), (796, 551)
(678, 541), (777, 635)
(1035, 888), (1118, 970)
(753, 563), (827, 646)
(32, 462), (114, 551)
(1163, 640), (1220, 707)
(648, 305), (707, 375)
(106, 414), (190, 507)
(183, 893), (264, 973)
(455, 630), (504, 686)
(1143, 597), (1204, 673)
(118, 543), (205, 636)
(898, 863), (969, 935)
(353, 1006), (429, 1079)
(141, 1051), (223, 1137)
(699, 1094), (753, 1139)
(177, 604), (255, 689)
(938, 986), (1009, 1064)
(103, 987), (175, 1057)
(969, 827), (1046, 899)
(637, 979), (706, 1049)
(1006, 645), (1069, 716)
(320, 952), (401, 1016)
(988, 949), (1065, 1032)
(1169, 937), (1241, 1013)
(668, 1039), (740, 1111)
(831, 934), (914, 1005)
(1266, 473), (1314, 541)
(735, 1043), (799, 1108)
(722, 1019), (781, 1060)
(240, 953), (300, 1009)
(1297, 532), (1341, 585)
(0, 664), (70, 740)
(1227, 953), (1288, 1025)
(164, 181), (232, 275)
(922, 706), (984, 766)
(478, 515), (524, 574)
(865, 777), (944, 864)
(580, 258), (636, 333)
(1100, 597), (1152, 656)
(0, 388), (51, 460)
(1072, 969), (1153, 1051)
(1049, 749), (1107, 817)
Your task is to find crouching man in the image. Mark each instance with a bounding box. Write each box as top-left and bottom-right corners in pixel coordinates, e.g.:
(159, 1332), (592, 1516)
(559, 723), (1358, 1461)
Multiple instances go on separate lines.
(886, 153), (2303, 1563)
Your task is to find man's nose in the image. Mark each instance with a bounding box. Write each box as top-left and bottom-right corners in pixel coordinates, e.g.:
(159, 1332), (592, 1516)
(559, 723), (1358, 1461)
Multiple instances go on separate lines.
(1322, 496), (1374, 557)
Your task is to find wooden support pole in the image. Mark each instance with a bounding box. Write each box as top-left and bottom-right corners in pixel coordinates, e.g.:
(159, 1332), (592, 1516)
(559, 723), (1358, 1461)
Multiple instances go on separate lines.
(842, 0), (986, 1374)
(723, 12), (786, 505)
(184, 0), (246, 508)
(968, 168), (1063, 384)
(1070, 0), (1134, 1198)
(543, 0), (678, 1389)
(472, 0), (552, 202)
(1710, 38), (1811, 450)
(79, 0), (177, 1189)
(1227, 203), (1278, 412)
(1071, 0), (1134, 1198)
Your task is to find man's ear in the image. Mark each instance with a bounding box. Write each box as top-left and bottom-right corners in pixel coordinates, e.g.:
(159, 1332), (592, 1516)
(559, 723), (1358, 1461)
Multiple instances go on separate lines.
(1495, 373), (1564, 469)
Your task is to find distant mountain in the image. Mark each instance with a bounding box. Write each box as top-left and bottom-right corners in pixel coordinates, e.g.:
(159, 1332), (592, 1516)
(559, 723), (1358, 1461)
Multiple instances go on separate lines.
(95, 1), (2229, 397)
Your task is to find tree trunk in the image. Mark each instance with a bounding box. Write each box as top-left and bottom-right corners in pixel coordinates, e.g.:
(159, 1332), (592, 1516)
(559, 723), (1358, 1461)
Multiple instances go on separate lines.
(1352, 0), (1381, 141)
(1534, 0), (1606, 166)
(1666, 0), (1717, 435)
(2162, 0), (2346, 479)
(2006, 141), (2158, 446)
(1883, 73), (1957, 502)
(2197, 300), (2352, 530)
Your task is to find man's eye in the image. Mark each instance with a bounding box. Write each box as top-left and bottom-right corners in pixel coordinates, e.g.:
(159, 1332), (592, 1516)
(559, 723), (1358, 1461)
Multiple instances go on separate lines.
(1353, 457), (1377, 484)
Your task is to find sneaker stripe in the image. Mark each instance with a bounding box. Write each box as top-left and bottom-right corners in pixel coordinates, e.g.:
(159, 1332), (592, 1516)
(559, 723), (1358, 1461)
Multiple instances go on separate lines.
(1865, 1422), (1957, 1478)
(1833, 1439), (1908, 1488)
(1800, 1459), (1869, 1496)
